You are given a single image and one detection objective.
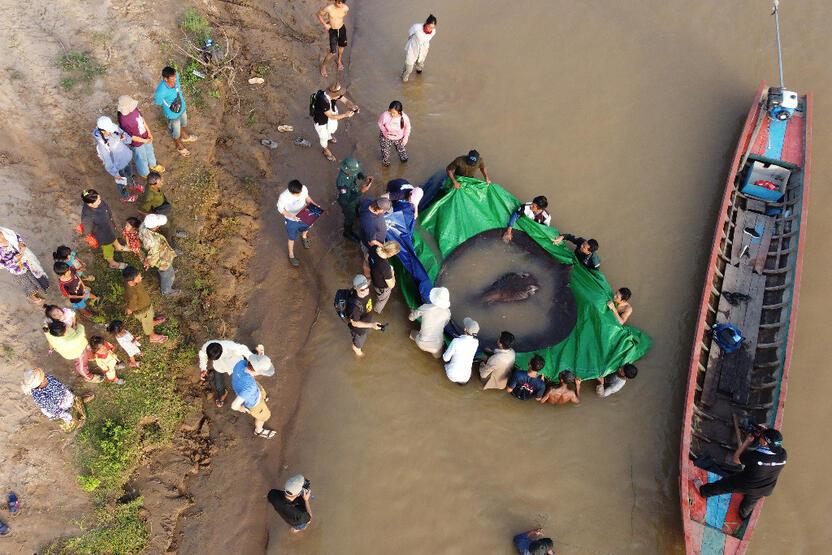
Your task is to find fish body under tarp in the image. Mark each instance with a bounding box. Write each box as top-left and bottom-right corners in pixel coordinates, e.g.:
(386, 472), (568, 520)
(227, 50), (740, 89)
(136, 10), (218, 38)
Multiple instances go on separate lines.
(478, 272), (540, 304)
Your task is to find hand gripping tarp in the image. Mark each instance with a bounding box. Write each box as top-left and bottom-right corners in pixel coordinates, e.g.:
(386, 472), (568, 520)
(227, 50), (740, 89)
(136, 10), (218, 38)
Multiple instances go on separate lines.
(388, 176), (651, 381)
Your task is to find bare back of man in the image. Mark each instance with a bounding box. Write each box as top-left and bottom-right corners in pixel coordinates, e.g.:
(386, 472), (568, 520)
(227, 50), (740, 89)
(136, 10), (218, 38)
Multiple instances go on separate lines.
(317, 1), (350, 76)
(539, 379), (582, 406)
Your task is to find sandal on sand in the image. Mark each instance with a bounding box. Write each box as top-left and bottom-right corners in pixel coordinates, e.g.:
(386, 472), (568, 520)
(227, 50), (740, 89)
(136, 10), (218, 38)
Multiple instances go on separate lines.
(81, 393), (96, 403)
(261, 138), (278, 149)
(302, 237), (311, 249)
(150, 335), (168, 344)
(182, 135), (199, 143)
(7, 492), (20, 517)
(149, 165), (165, 173)
(323, 151), (336, 162)
(0, 520), (11, 537)
(278, 125), (294, 133)
(327, 137), (337, 144)
(248, 77), (265, 85)
(177, 148), (191, 157)
(153, 315), (166, 325)
(254, 429), (277, 439)
(120, 194), (138, 203)
(294, 137), (311, 147)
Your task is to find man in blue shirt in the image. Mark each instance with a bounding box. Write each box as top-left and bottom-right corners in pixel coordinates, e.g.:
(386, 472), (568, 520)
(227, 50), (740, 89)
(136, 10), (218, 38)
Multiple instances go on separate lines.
(506, 355), (547, 401)
(230, 356), (276, 439)
(513, 527), (555, 554)
(153, 66), (198, 157)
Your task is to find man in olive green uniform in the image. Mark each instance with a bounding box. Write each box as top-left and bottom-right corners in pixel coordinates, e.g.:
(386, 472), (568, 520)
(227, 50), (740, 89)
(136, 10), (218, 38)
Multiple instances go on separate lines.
(336, 157), (373, 241)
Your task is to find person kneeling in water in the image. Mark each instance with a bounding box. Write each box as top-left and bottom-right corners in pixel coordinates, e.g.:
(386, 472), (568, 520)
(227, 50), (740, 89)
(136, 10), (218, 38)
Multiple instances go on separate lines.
(539, 370), (582, 405)
(503, 195), (551, 243)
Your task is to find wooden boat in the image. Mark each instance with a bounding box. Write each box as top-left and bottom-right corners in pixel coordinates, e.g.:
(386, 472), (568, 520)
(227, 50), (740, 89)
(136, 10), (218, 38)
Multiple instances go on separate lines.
(679, 83), (812, 554)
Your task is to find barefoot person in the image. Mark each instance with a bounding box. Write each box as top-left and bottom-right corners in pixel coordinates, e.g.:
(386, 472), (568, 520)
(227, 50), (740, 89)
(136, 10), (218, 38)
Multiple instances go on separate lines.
(596, 363), (638, 398)
(369, 241), (401, 314)
(505, 355), (547, 401)
(479, 331), (516, 390)
(607, 287), (633, 324)
(539, 370), (582, 406)
(446, 150), (491, 189)
(316, 0), (350, 77)
(553, 233), (601, 270)
(154, 66), (198, 157)
(442, 317), (479, 385)
(346, 274), (385, 357)
(311, 83), (358, 162)
(512, 527), (556, 555)
(277, 179), (321, 268)
(0, 226), (48, 305)
(230, 356), (277, 439)
(402, 14), (438, 82)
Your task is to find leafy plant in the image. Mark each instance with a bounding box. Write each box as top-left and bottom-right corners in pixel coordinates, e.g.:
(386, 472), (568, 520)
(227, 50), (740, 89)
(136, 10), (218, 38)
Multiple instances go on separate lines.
(57, 52), (106, 90)
(180, 8), (211, 43)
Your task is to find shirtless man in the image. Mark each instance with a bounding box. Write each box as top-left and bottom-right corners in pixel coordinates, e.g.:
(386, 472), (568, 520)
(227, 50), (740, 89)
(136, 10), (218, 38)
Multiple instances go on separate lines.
(607, 287), (633, 324)
(317, 0), (350, 77)
(539, 370), (582, 406)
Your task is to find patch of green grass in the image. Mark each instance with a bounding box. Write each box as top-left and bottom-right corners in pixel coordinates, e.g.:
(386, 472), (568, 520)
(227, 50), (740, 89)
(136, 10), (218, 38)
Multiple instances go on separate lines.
(253, 63), (271, 77)
(245, 109), (256, 126)
(57, 52), (106, 90)
(44, 497), (148, 555)
(180, 8), (211, 43)
(209, 89), (220, 99)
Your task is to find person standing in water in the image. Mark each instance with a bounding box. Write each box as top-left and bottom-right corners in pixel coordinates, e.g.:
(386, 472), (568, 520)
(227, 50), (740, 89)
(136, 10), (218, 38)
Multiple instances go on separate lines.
(539, 370), (582, 406)
(442, 318), (480, 385)
(377, 101), (411, 167)
(502, 196), (552, 243)
(316, 0), (350, 77)
(335, 157), (373, 241)
(607, 287), (633, 324)
(479, 331), (516, 390)
(408, 287), (452, 358)
(402, 15), (438, 82)
(446, 150), (491, 189)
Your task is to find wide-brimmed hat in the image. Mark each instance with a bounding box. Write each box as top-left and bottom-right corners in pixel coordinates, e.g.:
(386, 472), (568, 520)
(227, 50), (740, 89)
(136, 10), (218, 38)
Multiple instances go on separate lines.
(143, 214), (168, 229)
(353, 274), (369, 290)
(96, 116), (118, 133)
(375, 241), (401, 259)
(21, 367), (45, 394)
(284, 474), (306, 496)
(117, 95), (139, 115)
(248, 354), (275, 377)
(429, 287), (450, 309)
(463, 317), (480, 335)
(327, 83), (345, 97)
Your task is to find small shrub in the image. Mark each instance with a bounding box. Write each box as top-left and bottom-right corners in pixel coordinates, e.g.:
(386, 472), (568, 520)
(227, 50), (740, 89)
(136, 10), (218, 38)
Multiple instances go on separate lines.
(180, 8), (211, 43)
(46, 497), (149, 555)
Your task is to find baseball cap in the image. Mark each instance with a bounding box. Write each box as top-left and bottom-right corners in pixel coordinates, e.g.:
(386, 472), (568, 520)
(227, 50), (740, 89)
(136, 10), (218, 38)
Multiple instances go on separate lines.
(466, 149), (480, 165)
(353, 274), (369, 290)
(284, 474), (306, 496)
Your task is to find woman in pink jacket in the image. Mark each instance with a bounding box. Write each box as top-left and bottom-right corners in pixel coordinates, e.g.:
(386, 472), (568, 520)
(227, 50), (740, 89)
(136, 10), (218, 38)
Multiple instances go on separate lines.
(377, 100), (411, 167)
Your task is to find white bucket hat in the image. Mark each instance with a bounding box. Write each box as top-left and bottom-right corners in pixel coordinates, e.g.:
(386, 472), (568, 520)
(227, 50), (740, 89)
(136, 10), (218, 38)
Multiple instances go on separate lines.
(143, 214), (168, 229)
(429, 287), (450, 309)
(96, 116), (119, 133)
(248, 354), (275, 377)
(463, 317), (480, 335)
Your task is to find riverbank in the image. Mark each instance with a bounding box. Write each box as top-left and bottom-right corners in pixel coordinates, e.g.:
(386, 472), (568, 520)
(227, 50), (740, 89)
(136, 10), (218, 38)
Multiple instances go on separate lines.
(0, 0), (323, 551)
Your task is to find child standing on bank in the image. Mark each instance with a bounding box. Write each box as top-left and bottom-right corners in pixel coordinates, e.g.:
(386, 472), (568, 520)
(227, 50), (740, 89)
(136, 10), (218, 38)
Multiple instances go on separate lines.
(54, 262), (97, 318)
(107, 320), (142, 368)
(53, 245), (95, 281)
(89, 336), (126, 384)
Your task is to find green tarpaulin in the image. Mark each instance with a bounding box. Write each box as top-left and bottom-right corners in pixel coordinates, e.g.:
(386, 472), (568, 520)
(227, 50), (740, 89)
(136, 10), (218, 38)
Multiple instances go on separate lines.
(399, 177), (651, 380)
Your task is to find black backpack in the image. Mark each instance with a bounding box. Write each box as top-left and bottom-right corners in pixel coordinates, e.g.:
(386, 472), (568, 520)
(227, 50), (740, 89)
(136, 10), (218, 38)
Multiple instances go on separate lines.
(309, 90), (324, 118)
(334, 289), (353, 324)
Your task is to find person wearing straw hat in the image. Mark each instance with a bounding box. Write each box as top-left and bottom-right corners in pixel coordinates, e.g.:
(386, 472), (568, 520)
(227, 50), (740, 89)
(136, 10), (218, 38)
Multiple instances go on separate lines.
(139, 213), (180, 296)
(267, 474), (313, 532)
(442, 317), (479, 384)
(230, 356), (277, 439)
(310, 82), (359, 162)
(117, 95), (165, 180)
(21, 368), (94, 432)
(408, 287), (452, 358)
(369, 241), (401, 314)
(92, 115), (137, 202)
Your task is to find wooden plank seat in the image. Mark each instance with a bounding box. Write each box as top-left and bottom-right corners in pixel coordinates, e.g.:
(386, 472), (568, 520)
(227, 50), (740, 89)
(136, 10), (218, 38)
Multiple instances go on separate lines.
(701, 262), (766, 407)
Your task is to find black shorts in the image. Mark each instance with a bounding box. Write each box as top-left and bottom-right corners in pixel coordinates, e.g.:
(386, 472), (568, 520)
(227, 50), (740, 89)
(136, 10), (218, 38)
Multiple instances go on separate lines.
(329, 26), (347, 53)
(350, 327), (368, 348)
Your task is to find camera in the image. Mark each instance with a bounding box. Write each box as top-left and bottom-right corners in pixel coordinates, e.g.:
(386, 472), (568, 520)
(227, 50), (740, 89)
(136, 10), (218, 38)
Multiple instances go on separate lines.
(377, 322), (388, 332)
(303, 478), (311, 491)
(352, 107), (360, 114)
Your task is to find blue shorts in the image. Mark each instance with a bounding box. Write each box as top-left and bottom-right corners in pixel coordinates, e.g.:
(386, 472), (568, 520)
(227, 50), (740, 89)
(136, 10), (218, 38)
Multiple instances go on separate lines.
(71, 291), (90, 309)
(284, 219), (310, 241)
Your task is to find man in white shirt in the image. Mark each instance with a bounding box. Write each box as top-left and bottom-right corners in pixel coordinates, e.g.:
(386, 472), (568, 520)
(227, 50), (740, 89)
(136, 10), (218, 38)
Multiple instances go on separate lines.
(596, 363), (638, 398)
(402, 15), (438, 82)
(277, 179), (319, 267)
(198, 340), (254, 408)
(408, 287), (451, 358)
(442, 317), (479, 385)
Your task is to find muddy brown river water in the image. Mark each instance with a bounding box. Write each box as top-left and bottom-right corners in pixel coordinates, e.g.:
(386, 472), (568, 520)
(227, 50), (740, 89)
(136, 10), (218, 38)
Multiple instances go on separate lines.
(260, 1), (832, 553)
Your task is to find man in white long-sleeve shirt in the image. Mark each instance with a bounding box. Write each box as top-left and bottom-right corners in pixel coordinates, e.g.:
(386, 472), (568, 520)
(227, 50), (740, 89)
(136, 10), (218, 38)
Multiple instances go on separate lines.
(408, 287), (451, 358)
(402, 15), (438, 82)
(442, 317), (479, 384)
(198, 340), (254, 408)
(595, 363), (638, 398)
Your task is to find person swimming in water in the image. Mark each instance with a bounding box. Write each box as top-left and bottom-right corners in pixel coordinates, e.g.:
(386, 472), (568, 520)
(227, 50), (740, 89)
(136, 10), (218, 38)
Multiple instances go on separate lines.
(538, 370), (582, 406)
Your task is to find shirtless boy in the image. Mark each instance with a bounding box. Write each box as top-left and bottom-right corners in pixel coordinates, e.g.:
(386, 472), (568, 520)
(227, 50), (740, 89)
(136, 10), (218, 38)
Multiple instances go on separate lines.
(539, 370), (582, 406)
(317, 0), (350, 77)
(607, 287), (633, 324)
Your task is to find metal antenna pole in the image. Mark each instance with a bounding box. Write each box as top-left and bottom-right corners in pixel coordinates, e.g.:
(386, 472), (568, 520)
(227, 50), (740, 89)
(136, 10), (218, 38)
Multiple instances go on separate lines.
(772, 0), (785, 87)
